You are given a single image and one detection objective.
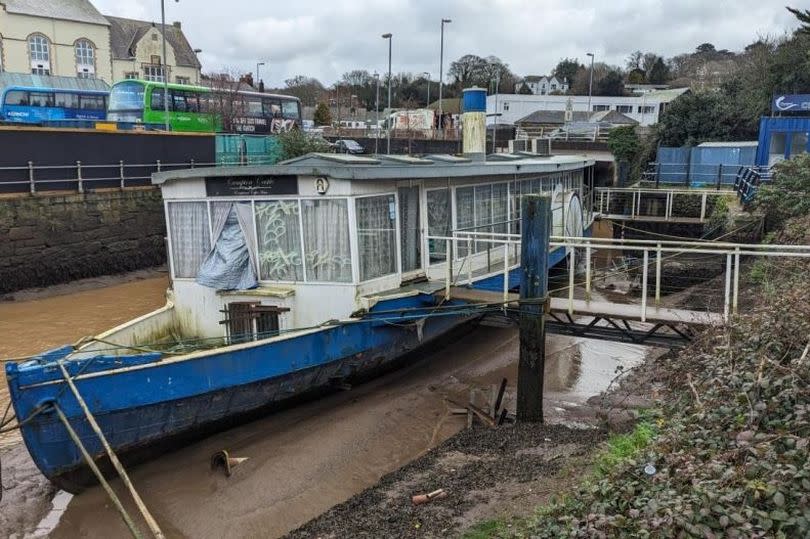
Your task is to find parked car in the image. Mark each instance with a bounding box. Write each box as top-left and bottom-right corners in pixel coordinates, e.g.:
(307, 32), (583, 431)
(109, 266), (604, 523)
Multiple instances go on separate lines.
(334, 139), (365, 154)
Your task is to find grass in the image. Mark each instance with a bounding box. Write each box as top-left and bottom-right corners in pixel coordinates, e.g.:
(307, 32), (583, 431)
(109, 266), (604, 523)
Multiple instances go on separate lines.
(592, 421), (655, 478)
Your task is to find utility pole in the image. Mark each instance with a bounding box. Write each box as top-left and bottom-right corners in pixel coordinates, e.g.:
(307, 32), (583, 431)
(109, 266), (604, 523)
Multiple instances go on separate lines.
(256, 61), (265, 89)
(374, 72), (380, 154)
(491, 74), (500, 154)
(586, 52), (595, 114)
(382, 33), (393, 154)
(438, 18), (451, 133)
(423, 71), (431, 108)
(160, 0), (177, 131)
(516, 194), (551, 423)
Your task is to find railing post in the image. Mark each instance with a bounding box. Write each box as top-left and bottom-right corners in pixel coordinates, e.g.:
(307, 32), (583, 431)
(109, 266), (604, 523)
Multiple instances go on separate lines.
(568, 247), (575, 316)
(156, 159), (162, 173)
(655, 243), (662, 305)
(467, 237), (473, 285)
(190, 158), (195, 169)
(716, 163), (723, 189)
(502, 243), (509, 304)
(445, 239), (451, 301)
(723, 253), (732, 322)
(732, 247), (740, 315)
(641, 249), (649, 322)
(28, 160), (35, 195)
(119, 160), (125, 189)
(655, 162), (660, 188)
(76, 160), (83, 193)
(585, 244), (592, 301)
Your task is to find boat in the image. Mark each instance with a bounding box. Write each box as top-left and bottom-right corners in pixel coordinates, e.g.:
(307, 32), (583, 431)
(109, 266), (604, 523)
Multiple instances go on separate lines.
(5, 89), (594, 492)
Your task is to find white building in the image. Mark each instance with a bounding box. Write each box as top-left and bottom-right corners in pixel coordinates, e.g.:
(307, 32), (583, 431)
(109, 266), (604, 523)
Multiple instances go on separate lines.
(515, 75), (569, 95)
(0, 0), (200, 85)
(488, 88), (690, 127)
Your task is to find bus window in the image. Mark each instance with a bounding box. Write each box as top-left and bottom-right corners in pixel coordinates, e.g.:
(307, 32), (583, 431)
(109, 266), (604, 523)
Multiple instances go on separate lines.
(109, 81), (146, 112)
(186, 92), (200, 113)
(29, 92), (53, 107)
(246, 99), (263, 117)
(79, 94), (105, 110)
(4, 91), (28, 106)
(171, 90), (187, 112)
(55, 92), (79, 109)
(282, 100), (300, 120)
(263, 99), (281, 118)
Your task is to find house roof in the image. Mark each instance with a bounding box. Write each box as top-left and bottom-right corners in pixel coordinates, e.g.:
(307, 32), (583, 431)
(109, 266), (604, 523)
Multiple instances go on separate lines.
(516, 110), (590, 125)
(1, 0), (109, 25)
(643, 87), (690, 103)
(0, 72), (111, 92)
(589, 110), (638, 125)
(105, 16), (201, 68)
(427, 98), (461, 115)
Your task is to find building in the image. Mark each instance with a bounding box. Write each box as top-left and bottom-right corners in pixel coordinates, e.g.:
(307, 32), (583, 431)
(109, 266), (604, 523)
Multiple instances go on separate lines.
(624, 83), (670, 95)
(0, 0), (200, 85)
(487, 88), (690, 127)
(107, 17), (200, 84)
(515, 75), (569, 95)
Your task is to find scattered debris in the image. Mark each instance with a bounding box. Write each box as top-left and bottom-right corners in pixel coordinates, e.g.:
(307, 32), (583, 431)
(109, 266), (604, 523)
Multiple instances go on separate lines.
(210, 450), (248, 477)
(411, 488), (447, 506)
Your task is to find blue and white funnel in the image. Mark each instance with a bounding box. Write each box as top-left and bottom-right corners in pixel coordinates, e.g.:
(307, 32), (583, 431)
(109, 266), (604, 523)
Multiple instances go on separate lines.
(462, 87), (487, 157)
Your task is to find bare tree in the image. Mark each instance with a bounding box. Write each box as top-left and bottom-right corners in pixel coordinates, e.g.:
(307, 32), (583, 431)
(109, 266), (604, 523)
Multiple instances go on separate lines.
(200, 68), (252, 132)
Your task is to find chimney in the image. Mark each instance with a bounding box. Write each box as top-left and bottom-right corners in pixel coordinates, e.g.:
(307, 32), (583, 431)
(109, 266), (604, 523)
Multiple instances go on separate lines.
(173, 21), (181, 29)
(462, 87), (487, 159)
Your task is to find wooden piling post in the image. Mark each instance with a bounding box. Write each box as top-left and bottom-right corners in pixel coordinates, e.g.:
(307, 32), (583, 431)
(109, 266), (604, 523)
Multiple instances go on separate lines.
(517, 194), (550, 423)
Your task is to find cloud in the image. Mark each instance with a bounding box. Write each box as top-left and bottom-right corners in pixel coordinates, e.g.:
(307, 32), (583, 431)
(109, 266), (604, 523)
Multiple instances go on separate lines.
(92, 0), (799, 87)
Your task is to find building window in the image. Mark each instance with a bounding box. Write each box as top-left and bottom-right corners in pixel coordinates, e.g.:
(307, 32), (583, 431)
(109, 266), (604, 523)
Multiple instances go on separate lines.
(124, 71), (139, 79)
(638, 105), (655, 114)
(28, 34), (51, 75)
(75, 39), (95, 78)
(143, 64), (166, 82)
(356, 195), (397, 281)
(616, 105), (633, 114)
(152, 33), (159, 41)
(503, 102), (510, 111)
(301, 199), (352, 282)
(176, 76), (191, 85)
(592, 104), (610, 112)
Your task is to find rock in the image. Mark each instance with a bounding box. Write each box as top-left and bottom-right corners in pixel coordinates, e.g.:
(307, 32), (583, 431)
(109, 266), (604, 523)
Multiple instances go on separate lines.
(735, 430), (755, 445)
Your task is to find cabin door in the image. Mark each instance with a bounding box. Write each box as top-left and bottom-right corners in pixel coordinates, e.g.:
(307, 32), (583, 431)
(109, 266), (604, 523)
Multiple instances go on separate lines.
(398, 185), (423, 278)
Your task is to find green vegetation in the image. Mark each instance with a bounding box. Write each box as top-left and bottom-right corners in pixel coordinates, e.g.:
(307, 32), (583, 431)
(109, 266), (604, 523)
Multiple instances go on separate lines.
(313, 102), (332, 126)
(276, 129), (331, 161)
(755, 153), (810, 228)
(607, 125), (641, 164)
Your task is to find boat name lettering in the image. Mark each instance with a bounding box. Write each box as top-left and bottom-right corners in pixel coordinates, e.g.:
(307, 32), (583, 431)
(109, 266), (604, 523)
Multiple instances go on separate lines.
(205, 175), (299, 196)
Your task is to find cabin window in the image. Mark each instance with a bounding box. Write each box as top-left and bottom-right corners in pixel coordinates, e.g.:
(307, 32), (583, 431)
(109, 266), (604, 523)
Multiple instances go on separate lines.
(356, 194), (397, 280)
(220, 302), (289, 343)
(426, 189), (450, 263)
(168, 202), (211, 278)
(255, 200), (304, 281)
(301, 199), (352, 282)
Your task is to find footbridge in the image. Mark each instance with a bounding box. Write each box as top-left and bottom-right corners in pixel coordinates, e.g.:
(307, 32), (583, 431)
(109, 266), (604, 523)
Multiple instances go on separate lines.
(593, 186), (738, 224)
(427, 231), (810, 347)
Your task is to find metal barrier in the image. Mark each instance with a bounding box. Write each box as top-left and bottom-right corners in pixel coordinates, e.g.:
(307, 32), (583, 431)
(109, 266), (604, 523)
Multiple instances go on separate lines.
(733, 166), (771, 204)
(642, 162), (748, 187)
(593, 187), (736, 223)
(427, 231), (810, 323)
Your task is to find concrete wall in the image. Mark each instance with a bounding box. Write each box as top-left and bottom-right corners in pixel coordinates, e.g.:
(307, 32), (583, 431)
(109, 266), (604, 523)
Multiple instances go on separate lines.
(0, 11), (113, 82)
(0, 188), (166, 293)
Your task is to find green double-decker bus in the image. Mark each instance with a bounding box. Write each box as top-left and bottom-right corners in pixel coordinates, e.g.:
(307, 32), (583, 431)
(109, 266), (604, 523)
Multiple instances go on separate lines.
(107, 79), (302, 134)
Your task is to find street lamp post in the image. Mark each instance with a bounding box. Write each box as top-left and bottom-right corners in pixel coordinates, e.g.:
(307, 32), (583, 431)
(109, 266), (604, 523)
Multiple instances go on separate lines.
(491, 75), (500, 154)
(382, 33), (392, 154)
(256, 61), (265, 89)
(438, 18), (451, 133)
(374, 72), (380, 154)
(160, 0), (178, 131)
(422, 71), (431, 108)
(586, 52), (595, 114)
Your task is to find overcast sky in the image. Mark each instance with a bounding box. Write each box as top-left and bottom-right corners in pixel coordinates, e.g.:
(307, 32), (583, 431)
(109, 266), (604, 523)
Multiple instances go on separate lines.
(93, 0), (798, 87)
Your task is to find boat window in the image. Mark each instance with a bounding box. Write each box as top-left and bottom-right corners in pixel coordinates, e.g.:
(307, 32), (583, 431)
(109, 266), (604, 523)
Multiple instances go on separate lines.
(168, 202), (211, 278)
(356, 194), (397, 281)
(301, 199), (352, 282)
(255, 200), (304, 281)
(456, 186), (475, 256)
(492, 183), (509, 236)
(426, 189), (450, 263)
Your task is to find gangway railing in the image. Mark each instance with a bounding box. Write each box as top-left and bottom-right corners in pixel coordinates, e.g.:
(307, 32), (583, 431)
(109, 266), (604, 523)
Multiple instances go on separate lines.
(733, 166), (771, 204)
(427, 231), (810, 325)
(593, 187), (736, 223)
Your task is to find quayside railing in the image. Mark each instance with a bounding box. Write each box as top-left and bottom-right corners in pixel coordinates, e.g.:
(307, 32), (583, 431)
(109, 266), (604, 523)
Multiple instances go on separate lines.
(593, 186), (736, 223)
(426, 231), (810, 324)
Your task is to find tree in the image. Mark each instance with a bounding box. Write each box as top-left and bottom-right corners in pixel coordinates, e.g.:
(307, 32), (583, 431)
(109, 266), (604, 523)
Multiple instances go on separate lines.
(553, 58), (581, 84)
(696, 43), (717, 55)
(283, 75), (325, 107)
(448, 54), (489, 89)
(201, 69), (252, 132)
(641, 53), (659, 75)
(607, 125), (640, 163)
(277, 129), (332, 161)
(517, 82), (533, 94)
(754, 153), (810, 227)
(596, 70), (625, 96)
(647, 58), (671, 84)
(626, 51), (643, 71)
(313, 102), (332, 126)
(656, 92), (734, 146)
(787, 6), (810, 34)
(627, 68), (646, 84)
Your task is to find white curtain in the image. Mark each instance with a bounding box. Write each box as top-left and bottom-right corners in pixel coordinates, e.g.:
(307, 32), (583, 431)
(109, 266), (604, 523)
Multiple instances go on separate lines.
(168, 202), (210, 278)
(255, 200), (304, 281)
(302, 199), (352, 282)
(356, 195), (396, 281)
(455, 186), (474, 257)
(427, 189), (450, 263)
(398, 187), (421, 274)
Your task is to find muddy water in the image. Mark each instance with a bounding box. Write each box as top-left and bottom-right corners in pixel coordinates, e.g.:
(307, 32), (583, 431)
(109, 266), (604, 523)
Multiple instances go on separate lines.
(0, 272), (646, 539)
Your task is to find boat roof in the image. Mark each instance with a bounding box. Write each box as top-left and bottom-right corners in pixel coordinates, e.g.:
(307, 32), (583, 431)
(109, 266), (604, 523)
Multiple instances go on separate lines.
(152, 152), (594, 185)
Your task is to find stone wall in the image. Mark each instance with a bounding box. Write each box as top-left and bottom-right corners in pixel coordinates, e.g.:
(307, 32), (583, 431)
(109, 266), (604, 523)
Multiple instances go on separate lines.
(0, 188), (166, 293)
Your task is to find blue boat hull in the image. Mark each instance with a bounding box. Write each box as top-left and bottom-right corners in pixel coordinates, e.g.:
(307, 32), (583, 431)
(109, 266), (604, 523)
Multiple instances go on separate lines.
(6, 294), (479, 493)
